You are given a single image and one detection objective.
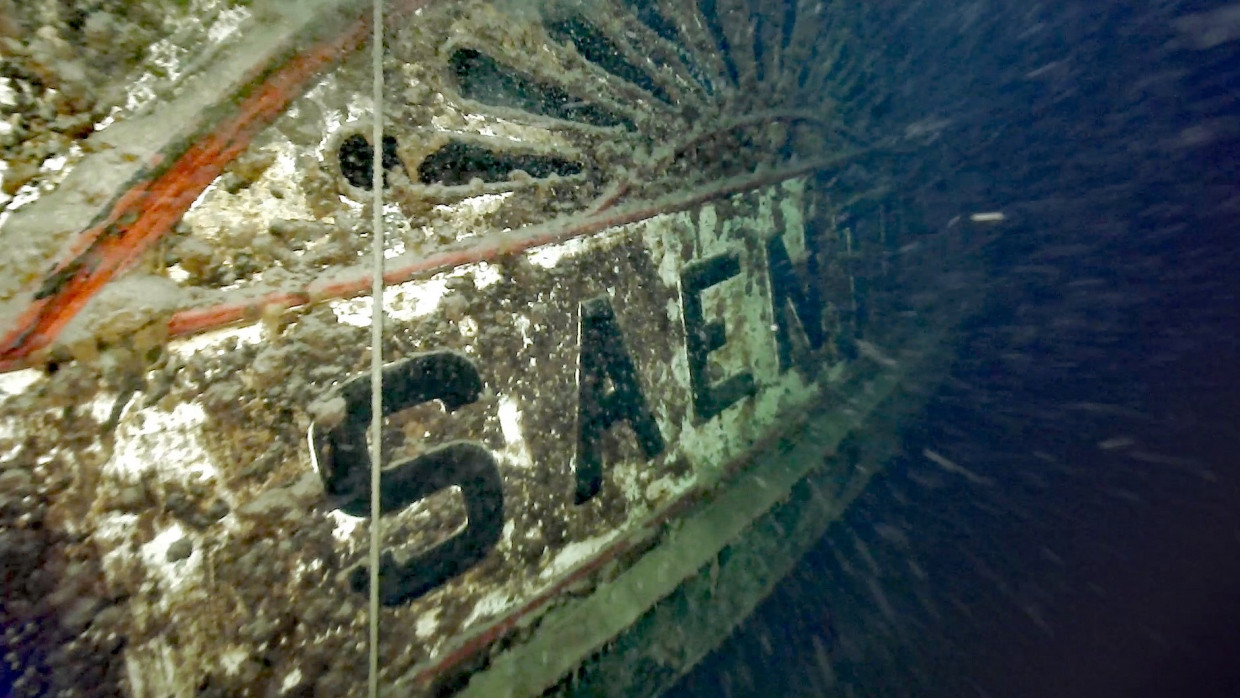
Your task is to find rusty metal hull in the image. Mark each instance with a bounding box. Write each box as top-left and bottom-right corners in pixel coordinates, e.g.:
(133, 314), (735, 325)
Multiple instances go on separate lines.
(0, 1), (933, 696)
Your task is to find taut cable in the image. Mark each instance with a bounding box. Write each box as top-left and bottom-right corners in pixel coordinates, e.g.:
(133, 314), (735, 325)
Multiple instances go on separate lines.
(368, 0), (386, 695)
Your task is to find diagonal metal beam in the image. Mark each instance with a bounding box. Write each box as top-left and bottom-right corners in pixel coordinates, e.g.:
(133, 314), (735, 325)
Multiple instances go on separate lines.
(0, 0), (437, 368)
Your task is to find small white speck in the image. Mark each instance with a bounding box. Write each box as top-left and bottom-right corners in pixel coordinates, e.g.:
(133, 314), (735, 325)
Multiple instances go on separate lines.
(280, 668), (302, 692)
(969, 211), (1005, 223)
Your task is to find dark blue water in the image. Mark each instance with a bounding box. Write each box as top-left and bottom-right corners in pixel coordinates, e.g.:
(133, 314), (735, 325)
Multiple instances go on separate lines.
(676, 1), (1240, 696)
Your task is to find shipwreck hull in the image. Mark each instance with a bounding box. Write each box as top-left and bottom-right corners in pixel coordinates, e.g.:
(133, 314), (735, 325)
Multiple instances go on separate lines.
(0, 1), (969, 695)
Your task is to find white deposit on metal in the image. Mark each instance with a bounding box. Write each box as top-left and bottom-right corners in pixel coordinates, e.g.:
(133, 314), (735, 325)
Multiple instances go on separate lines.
(0, 1), (877, 694)
(2, 179), (830, 695)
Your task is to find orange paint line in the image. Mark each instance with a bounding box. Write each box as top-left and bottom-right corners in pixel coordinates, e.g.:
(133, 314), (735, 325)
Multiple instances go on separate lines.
(0, 0), (437, 369)
(164, 156), (852, 341)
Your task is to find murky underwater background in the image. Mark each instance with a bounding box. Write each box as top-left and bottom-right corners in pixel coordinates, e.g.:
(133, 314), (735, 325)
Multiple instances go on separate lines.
(677, 1), (1240, 696)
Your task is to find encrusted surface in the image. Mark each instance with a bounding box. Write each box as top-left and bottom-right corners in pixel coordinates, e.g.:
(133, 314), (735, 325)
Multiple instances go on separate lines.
(0, 1), (878, 695)
(2, 178), (860, 696)
(0, 0), (259, 301)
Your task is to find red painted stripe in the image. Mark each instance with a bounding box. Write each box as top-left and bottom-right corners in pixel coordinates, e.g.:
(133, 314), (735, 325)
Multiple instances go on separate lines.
(165, 158), (843, 338)
(0, 0), (436, 369)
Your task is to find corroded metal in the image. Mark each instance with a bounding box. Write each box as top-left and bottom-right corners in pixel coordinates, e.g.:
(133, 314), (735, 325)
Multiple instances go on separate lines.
(0, 1), (886, 696)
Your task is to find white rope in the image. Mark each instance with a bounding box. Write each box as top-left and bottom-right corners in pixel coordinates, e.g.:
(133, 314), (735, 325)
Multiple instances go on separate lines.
(367, 0), (385, 694)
